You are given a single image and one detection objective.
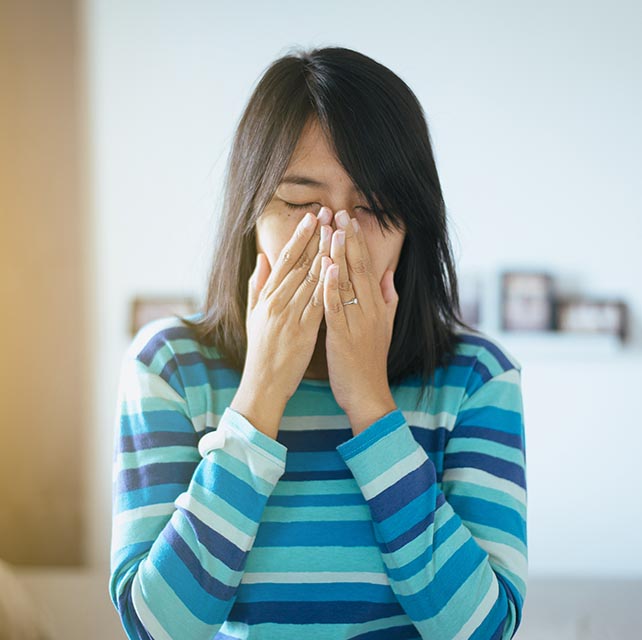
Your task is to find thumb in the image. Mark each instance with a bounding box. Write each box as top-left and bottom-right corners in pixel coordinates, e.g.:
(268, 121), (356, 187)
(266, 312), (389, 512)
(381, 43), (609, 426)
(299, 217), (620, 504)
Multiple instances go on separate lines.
(380, 269), (398, 307)
(248, 253), (270, 311)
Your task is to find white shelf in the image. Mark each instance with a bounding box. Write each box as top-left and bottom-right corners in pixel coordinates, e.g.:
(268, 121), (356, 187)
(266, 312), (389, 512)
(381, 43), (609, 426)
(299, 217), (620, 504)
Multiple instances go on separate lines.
(486, 330), (638, 361)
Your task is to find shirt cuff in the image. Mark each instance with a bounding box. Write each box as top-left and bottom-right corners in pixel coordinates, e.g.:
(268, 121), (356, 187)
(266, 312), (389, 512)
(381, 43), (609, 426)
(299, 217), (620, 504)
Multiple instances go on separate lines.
(336, 408), (407, 460)
(335, 408), (431, 501)
(213, 406), (288, 469)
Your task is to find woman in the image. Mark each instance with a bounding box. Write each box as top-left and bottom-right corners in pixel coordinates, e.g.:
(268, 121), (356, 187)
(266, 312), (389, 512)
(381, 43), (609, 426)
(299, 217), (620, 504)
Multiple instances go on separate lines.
(109, 46), (527, 640)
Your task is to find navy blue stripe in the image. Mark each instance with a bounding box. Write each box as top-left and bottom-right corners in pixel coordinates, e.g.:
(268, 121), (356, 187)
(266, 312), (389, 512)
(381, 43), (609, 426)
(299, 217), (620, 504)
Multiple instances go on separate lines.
(119, 430), (198, 453)
(167, 512), (246, 572)
(162, 521), (238, 599)
(281, 469), (352, 481)
(136, 340), (184, 395)
(497, 571), (522, 630)
(457, 334), (517, 372)
(368, 458), (436, 523)
(117, 461), (196, 492)
(227, 600), (405, 624)
(385, 510), (461, 582)
(444, 452), (526, 489)
(450, 426), (524, 449)
(115, 577), (154, 639)
(277, 429), (353, 451)
(408, 425), (448, 454)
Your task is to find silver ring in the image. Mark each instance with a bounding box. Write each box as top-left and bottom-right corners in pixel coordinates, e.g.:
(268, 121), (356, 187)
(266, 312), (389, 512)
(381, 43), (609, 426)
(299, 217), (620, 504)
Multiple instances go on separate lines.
(342, 297), (358, 306)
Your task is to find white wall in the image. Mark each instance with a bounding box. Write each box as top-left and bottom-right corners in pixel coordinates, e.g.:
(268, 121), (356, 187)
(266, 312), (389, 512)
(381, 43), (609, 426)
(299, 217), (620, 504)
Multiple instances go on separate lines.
(21, 1), (637, 638)
(84, 0), (642, 576)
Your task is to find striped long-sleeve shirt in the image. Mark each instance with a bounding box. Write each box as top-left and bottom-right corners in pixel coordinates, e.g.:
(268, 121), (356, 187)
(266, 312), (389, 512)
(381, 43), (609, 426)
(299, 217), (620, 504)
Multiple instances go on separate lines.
(109, 312), (527, 639)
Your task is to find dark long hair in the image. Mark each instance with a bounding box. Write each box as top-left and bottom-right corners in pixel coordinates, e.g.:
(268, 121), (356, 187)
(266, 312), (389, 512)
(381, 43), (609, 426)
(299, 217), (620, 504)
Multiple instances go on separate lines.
(177, 45), (475, 410)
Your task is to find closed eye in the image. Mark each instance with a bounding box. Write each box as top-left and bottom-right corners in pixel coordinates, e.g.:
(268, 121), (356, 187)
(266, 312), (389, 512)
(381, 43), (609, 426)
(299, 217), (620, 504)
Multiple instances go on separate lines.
(282, 201), (374, 213)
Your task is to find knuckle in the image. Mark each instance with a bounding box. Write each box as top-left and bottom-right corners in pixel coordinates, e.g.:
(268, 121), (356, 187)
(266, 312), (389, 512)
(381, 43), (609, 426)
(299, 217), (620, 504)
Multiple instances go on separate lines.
(310, 292), (323, 307)
(303, 269), (319, 288)
(295, 252), (314, 271)
(352, 257), (369, 274)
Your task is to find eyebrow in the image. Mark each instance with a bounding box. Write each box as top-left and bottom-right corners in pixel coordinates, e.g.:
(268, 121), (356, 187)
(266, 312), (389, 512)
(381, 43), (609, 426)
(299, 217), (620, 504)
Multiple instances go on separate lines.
(279, 174), (359, 193)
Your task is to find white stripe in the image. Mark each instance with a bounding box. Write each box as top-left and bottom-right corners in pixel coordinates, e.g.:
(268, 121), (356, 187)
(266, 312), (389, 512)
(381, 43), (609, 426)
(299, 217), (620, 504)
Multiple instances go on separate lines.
(121, 364), (187, 406)
(241, 571), (390, 585)
(402, 408), (460, 431)
(441, 467), (526, 504)
(359, 446), (429, 501)
(191, 410), (352, 434)
(193, 407), (459, 436)
(475, 538), (528, 578)
(131, 571), (173, 640)
(114, 502), (175, 527)
(215, 419), (285, 482)
(453, 570), (500, 640)
(174, 492), (253, 549)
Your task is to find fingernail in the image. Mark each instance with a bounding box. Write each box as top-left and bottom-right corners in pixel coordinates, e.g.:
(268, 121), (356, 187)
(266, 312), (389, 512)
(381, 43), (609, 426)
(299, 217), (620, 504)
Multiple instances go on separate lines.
(336, 210), (350, 228)
(321, 225), (329, 243)
(336, 230), (345, 245)
(302, 212), (315, 228)
(317, 206), (331, 223)
(351, 218), (359, 233)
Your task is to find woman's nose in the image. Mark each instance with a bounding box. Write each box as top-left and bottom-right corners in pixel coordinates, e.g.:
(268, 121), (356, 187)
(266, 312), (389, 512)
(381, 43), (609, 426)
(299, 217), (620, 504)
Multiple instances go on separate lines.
(324, 208), (347, 233)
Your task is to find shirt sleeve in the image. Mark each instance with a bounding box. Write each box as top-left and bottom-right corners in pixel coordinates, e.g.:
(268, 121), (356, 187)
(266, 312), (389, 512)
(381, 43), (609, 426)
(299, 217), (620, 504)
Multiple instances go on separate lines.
(109, 340), (287, 640)
(335, 366), (527, 640)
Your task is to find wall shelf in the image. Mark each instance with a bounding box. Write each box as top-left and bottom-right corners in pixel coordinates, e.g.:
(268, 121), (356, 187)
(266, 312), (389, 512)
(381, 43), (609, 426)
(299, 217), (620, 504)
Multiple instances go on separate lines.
(483, 329), (639, 361)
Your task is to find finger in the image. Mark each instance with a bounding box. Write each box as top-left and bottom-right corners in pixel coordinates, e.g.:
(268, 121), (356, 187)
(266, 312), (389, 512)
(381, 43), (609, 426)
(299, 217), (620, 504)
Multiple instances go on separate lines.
(247, 253), (269, 329)
(261, 211), (319, 299)
(329, 226), (358, 307)
(252, 253), (271, 306)
(343, 215), (378, 311)
(248, 253), (260, 311)
(300, 224), (332, 324)
(323, 260), (349, 333)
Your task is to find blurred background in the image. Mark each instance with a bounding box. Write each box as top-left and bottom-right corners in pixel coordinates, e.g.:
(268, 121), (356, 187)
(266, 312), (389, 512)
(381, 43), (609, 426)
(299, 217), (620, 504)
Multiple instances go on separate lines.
(1, 0), (641, 638)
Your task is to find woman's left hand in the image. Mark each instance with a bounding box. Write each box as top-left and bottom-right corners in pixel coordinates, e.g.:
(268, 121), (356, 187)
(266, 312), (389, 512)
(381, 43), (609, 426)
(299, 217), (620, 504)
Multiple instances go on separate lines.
(321, 209), (399, 436)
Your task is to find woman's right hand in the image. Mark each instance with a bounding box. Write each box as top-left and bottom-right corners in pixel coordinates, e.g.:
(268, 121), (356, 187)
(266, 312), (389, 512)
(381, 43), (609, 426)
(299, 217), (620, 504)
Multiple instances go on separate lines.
(241, 206), (334, 408)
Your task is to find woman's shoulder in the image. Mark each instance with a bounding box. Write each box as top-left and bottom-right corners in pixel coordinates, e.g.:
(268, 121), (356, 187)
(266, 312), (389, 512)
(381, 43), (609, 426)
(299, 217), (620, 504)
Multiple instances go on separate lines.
(436, 327), (523, 404)
(122, 311), (220, 385)
(450, 326), (523, 379)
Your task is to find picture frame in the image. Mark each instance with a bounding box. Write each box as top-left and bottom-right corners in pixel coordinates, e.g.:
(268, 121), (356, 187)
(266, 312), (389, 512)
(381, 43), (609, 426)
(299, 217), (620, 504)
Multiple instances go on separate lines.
(500, 271), (555, 332)
(555, 296), (629, 342)
(130, 295), (199, 337)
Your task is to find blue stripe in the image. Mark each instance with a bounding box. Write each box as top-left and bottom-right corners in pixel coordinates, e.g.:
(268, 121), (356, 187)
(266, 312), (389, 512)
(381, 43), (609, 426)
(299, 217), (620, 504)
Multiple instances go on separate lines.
(171, 504), (246, 572)
(226, 600), (405, 624)
(445, 452), (527, 489)
(254, 521), (378, 547)
(194, 460), (268, 523)
(119, 430), (198, 452)
(115, 482), (188, 513)
(236, 581), (399, 603)
(120, 408), (194, 436)
(368, 458), (437, 523)
(117, 461), (196, 493)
